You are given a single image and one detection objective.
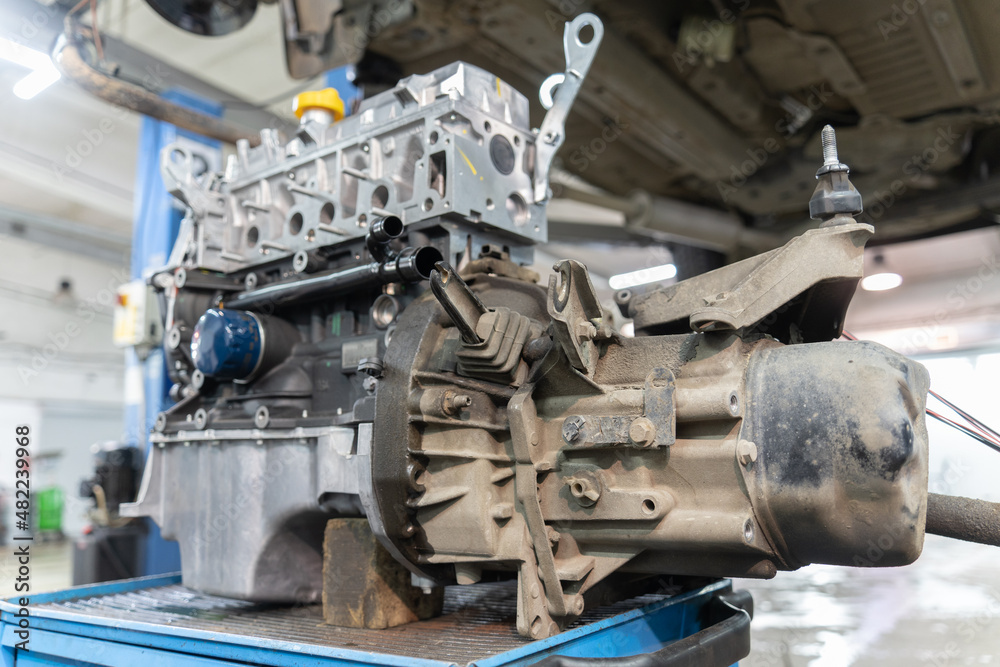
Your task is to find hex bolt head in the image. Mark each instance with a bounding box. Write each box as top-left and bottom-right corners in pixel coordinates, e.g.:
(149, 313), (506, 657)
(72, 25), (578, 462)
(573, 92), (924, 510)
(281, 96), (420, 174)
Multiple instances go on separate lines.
(737, 439), (758, 467)
(576, 320), (597, 340)
(167, 326), (184, 350)
(191, 369), (206, 391)
(292, 250), (309, 273)
(562, 415), (585, 443)
(629, 417), (656, 446)
(194, 408), (208, 430)
(254, 405), (270, 429)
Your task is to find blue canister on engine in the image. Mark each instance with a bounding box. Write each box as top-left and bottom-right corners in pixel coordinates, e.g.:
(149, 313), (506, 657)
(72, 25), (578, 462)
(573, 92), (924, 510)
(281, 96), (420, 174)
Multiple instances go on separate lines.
(191, 308), (263, 380)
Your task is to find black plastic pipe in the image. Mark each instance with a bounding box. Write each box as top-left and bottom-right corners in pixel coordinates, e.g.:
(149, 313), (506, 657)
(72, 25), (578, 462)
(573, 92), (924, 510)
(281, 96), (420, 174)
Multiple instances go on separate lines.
(225, 246), (443, 311)
(365, 216), (404, 261)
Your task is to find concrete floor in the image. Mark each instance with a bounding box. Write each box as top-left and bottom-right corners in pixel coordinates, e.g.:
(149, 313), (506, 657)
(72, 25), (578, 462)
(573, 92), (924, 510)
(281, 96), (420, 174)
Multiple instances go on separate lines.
(735, 535), (1000, 665)
(0, 538), (72, 599)
(6, 535), (1000, 665)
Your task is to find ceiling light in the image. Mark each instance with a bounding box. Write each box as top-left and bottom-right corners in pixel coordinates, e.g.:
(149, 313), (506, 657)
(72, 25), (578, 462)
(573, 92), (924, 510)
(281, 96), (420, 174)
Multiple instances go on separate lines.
(609, 263), (677, 290)
(0, 37), (51, 70)
(861, 254), (902, 292)
(0, 36), (61, 100)
(861, 272), (903, 291)
(13, 64), (60, 100)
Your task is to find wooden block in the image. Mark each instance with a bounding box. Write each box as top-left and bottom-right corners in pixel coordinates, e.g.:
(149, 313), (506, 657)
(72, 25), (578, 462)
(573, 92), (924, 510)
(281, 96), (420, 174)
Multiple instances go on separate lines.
(322, 518), (444, 629)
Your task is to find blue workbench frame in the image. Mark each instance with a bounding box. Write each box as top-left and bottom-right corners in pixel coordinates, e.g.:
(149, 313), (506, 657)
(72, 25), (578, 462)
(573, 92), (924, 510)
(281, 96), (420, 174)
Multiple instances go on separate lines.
(0, 576), (733, 666)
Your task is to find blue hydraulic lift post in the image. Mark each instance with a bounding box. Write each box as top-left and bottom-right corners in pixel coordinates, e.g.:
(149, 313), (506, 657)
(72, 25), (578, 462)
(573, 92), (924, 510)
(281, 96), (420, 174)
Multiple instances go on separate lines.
(126, 89), (223, 577)
(326, 65), (360, 114)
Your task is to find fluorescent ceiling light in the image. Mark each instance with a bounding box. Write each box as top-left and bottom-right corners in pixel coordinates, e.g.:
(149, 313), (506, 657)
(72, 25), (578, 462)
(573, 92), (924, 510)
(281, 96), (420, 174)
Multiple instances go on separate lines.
(861, 272), (903, 292)
(13, 64), (60, 100)
(0, 36), (61, 100)
(609, 263), (677, 290)
(0, 37), (51, 70)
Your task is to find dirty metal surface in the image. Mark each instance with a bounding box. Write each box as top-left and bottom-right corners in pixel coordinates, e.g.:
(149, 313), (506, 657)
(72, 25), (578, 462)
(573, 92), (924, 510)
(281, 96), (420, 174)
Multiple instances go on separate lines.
(34, 581), (670, 663)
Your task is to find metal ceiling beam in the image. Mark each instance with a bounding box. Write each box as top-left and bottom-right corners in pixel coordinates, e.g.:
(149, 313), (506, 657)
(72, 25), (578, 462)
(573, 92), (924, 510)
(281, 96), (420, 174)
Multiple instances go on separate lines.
(96, 35), (294, 136)
(0, 203), (130, 265)
(549, 170), (782, 255)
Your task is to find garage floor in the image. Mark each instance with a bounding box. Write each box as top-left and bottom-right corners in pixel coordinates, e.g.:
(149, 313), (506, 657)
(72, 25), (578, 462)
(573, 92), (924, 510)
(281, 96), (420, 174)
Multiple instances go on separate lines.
(1, 539), (72, 598)
(735, 534), (1000, 665)
(9, 536), (1000, 665)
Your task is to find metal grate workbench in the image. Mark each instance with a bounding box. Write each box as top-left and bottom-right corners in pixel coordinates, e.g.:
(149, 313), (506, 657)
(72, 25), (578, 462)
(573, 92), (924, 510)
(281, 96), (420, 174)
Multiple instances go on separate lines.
(3, 574), (737, 666)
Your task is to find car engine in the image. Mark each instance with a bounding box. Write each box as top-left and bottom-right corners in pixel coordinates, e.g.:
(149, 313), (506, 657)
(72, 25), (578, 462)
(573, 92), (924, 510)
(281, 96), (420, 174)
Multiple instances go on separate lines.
(124, 14), (931, 639)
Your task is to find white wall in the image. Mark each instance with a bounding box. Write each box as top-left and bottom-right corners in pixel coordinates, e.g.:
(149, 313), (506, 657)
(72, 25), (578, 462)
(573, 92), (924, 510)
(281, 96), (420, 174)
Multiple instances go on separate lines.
(846, 227), (1000, 355)
(0, 62), (138, 235)
(0, 235), (129, 537)
(0, 235), (127, 404)
(919, 350), (1000, 503)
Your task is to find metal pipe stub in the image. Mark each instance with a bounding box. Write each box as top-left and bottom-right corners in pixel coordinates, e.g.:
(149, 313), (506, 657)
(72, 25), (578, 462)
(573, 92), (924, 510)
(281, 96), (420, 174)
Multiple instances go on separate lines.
(54, 35), (259, 146)
(366, 216), (405, 262)
(926, 493), (1000, 547)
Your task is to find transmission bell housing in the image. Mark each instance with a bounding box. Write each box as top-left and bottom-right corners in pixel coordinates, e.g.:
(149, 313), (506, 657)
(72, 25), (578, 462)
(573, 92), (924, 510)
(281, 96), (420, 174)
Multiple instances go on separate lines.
(124, 14), (931, 639)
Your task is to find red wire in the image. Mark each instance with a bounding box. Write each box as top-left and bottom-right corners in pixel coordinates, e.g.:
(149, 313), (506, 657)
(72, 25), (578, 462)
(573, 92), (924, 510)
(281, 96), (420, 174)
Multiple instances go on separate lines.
(929, 389), (1000, 440)
(927, 409), (1000, 451)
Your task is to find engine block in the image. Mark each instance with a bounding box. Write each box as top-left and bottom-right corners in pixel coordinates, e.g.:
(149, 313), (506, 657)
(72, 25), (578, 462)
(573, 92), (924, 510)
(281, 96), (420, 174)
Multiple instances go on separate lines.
(125, 14), (931, 639)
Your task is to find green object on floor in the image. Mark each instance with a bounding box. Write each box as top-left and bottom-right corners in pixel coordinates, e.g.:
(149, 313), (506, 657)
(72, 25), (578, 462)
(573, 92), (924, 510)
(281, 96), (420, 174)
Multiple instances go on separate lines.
(37, 486), (64, 532)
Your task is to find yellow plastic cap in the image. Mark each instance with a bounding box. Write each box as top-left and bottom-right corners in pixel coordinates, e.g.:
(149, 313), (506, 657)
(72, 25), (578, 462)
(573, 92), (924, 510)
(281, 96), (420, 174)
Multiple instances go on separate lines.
(293, 88), (345, 121)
